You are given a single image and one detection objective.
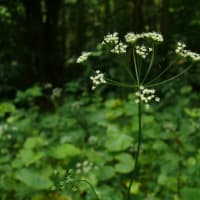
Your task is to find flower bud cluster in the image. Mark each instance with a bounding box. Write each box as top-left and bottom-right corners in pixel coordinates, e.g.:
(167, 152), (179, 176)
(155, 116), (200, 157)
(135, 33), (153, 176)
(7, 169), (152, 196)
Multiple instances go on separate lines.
(51, 87), (62, 99)
(135, 45), (152, 59)
(175, 41), (200, 61)
(75, 160), (98, 175)
(90, 70), (106, 90)
(77, 52), (91, 63)
(143, 32), (164, 42)
(135, 86), (160, 107)
(125, 33), (141, 43)
(111, 42), (127, 54)
(125, 32), (163, 43)
(102, 32), (119, 45)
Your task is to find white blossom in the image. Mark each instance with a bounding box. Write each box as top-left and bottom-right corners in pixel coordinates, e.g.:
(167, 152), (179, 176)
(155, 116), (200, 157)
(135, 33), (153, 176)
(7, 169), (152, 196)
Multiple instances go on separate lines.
(77, 52), (91, 63)
(51, 88), (62, 99)
(135, 86), (160, 106)
(135, 45), (152, 59)
(125, 33), (142, 43)
(125, 32), (163, 43)
(175, 41), (200, 61)
(111, 42), (127, 54)
(90, 70), (106, 90)
(102, 32), (119, 45)
(142, 32), (164, 42)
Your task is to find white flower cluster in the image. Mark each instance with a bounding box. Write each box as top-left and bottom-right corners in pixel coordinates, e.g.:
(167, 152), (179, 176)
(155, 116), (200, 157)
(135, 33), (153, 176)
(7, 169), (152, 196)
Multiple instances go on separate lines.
(90, 70), (106, 90)
(143, 32), (164, 42)
(111, 42), (127, 54)
(175, 41), (200, 61)
(135, 86), (160, 107)
(102, 32), (119, 45)
(51, 87), (62, 99)
(135, 45), (152, 59)
(77, 52), (91, 63)
(75, 160), (98, 174)
(125, 32), (163, 43)
(125, 33), (141, 43)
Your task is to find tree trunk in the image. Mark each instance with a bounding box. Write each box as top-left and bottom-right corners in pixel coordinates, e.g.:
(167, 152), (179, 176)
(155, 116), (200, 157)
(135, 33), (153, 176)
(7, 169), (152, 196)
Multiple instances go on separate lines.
(22, 0), (44, 85)
(44, 0), (64, 85)
(132, 0), (144, 32)
(160, 0), (171, 39)
(22, 0), (65, 85)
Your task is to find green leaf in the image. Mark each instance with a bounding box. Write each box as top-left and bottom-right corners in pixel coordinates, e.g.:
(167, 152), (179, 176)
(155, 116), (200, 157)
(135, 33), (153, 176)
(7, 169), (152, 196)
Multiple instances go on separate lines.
(114, 153), (135, 174)
(48, 143), (80, 159)
(97, 166), (115, 181)
(105, 134), (133, 152)
(15, 168), (52, 190)
(0, 102), (16, 117)
(24, 137), (48, 149)
(157, 174), (177, 191)
(12, 149), (44, 168)
(181, 187), (200, 200)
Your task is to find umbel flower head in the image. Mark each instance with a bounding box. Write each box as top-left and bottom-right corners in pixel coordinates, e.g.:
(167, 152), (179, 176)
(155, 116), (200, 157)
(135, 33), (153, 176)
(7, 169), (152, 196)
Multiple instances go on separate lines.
(102, 32), (119, 45)
(175, 41), (200, 61)
(135, 86), (160, 108)
(90, 70), (106, 90)
(125, 32), (164, 43)
(77, 52), (91, 63)
(135, 45), (152, 59)
(77, 31), (200, 106)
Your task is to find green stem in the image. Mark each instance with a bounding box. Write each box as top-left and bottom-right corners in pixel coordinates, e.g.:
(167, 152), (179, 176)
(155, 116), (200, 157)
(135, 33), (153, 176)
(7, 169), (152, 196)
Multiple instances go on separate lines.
(146, 63), (194, 87)
(146, 58), (178, 85)
(74, 179), (100, 200)
(127, 100), (142, 200)
(142, 45), (155, 84)
(106, 78), (137, 88)
(133, 46), (139, 85)
(124, 64), (136, 81)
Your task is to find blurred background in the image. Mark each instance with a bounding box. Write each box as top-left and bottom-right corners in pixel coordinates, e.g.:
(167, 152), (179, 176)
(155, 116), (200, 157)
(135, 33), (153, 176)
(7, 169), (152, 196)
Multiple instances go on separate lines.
(1, 1), (200, 200)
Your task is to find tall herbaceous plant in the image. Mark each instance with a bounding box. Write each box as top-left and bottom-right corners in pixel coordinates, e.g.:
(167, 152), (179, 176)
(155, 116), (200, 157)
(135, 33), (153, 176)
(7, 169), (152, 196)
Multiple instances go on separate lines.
(77, 32), (200, 200)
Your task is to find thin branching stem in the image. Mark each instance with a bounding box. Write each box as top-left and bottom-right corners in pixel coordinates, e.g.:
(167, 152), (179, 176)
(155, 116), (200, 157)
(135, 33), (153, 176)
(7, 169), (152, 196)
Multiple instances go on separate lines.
(124, 64), (136, 81)
(142, 45), (155, 84)
(106, 78), (137, 88)
(146, 63), (194, 87)
(133, 46), (140, 85)
(74, 179), (100, 200)
(146, 58), (178, 85)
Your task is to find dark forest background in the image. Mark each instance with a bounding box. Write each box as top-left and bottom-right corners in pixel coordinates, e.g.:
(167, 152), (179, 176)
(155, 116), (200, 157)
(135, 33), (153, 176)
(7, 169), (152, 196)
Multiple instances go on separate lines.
(0, 0), (200, 95)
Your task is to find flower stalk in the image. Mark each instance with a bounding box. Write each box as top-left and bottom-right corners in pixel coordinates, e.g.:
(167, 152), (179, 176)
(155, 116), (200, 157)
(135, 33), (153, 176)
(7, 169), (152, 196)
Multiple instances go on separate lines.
(127, 98), (142, 200)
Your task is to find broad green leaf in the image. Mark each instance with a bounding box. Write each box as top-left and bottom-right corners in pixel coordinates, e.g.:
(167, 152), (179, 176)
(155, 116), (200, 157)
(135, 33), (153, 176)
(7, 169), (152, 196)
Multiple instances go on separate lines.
(0, 102), (16, 117)
(15, 168), (52, 190)
(24, 137), (48, 149)
(105, 134), (133, 152)
(12, 149), (44, 168)
(97, 166), (115, 181)
(48, 143), (80, 159)
(114, 153), (135, 174)
(157, 174), (177, 191)
(181, 187), (200, 200)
